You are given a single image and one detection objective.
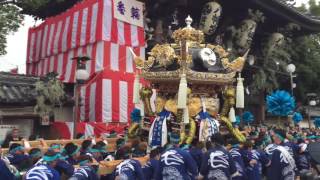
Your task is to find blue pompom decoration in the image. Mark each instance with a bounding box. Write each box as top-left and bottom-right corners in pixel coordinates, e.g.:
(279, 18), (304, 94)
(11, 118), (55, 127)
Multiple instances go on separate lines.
(242, 111), (254, 124)
(266, 90), (296, 117)
(130, 108), (141, 123)
(292, 112), (303, 124)
(314, 117), (320, 128)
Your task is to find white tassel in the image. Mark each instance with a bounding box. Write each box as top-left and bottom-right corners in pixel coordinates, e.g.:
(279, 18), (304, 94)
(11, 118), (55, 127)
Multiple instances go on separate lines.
(183, 108), (189, 124)
(133, 74), (140, 104)
(229, 107), (236, 123)
(177, 74), (188, 109)
(140, 96), (145, 117)
(201, 96), (206, 112)
(236, 73), (244, 108)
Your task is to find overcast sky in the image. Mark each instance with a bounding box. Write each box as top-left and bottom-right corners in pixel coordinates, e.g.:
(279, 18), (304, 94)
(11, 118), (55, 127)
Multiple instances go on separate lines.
(0, 0), (315, 74)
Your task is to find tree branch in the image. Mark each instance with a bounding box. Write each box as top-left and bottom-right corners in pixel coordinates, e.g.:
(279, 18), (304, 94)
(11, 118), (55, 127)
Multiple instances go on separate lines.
(0, 0), (17, 6)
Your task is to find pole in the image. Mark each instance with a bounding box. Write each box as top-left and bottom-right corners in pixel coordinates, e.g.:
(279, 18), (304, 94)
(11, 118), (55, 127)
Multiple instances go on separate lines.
(290, 72), (294, 96)
(308, 107), (311, 129)
(73, 83), (79, 139)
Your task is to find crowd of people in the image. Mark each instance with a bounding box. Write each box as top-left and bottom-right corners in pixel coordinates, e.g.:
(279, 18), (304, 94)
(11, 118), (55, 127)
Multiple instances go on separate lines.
(0, 125), (320, 180)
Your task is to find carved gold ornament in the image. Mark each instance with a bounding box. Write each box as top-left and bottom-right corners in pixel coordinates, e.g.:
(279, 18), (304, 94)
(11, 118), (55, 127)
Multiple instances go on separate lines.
(221, 57), (245, 72)
(206, 44), (229, 58)
(140, 87), (153, 116)
(148, 44), (177, 67)
(172, 15), (204, 44)
(133, 56), (145, 69)
(172, 28), (204, 44)
(165, 98), (178, 115)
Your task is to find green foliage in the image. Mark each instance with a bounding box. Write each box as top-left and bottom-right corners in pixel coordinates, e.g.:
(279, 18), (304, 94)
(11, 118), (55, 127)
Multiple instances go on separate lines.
(14, 0), (81, 19)
(290, 34), (320, 102)
(296, 3), (308, 13)
(34, 73), (65, 117)
(289, 1), (320, 102)
(0, 4), (23, 55)
(309, 0), (320, 16)
(250, 1), (320, 102)
(250, 34), (291, 94)
(0, 0), (80, 55)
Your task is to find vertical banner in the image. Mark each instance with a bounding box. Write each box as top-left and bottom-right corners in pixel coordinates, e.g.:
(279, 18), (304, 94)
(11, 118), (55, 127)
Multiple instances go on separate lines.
(113, 0), (144, 27)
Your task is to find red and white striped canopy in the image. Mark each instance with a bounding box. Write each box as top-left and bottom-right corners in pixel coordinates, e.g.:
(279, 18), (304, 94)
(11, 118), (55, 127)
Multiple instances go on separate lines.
(26, 0), (144, 66)
(78, 42), (145, 122)
(26, 0), (145, 123)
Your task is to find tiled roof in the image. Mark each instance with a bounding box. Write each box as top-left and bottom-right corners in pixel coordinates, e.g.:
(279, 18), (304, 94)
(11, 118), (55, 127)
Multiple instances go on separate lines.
(253, 0), (320, 32)
(0, 73), (39, 105)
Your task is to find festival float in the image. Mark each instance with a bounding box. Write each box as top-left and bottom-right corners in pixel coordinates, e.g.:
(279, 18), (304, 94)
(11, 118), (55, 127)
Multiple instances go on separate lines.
(128, 15), (248, 146)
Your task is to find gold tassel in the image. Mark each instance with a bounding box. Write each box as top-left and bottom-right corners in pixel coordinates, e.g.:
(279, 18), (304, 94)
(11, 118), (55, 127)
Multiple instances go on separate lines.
(133, 74), (140, 104)
(229, 107), (236, 123)
(236, 73), (244, 108)
(177, 74), (188, 109)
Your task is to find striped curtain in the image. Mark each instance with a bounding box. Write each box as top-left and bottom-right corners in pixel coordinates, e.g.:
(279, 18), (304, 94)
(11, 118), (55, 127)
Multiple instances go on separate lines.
(26, 0), (145, 123)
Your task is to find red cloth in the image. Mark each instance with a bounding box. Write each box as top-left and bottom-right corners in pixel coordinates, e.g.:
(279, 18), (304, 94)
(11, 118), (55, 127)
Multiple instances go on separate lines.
(51, 122), (72, 139)
(10, 68), (18, 74)
(52, 122), (127, 139)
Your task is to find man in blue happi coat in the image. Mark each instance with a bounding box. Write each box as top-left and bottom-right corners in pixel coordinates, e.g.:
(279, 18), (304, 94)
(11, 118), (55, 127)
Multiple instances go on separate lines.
(7, 143), (32, 171)
(189, 139), (204, 170)
(62, 143), (80, 165)
(0, 158), (16, 180)
(227, 139), (247, 180)
(267, 129), (296, 180)
(25, 151), (61, 180)
(142, 146), (161, 180)
(69, 155), (99, 180)
(114, 146), (145, 180)
(242, 141), (266, 180)
(158, 133), (198, 180)
(200, 133), (237, 180)
(296, 142), (311, 175)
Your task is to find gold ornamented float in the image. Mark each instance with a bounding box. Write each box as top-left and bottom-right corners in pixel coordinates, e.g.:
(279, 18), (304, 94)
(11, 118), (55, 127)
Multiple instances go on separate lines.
(129, 16), (247, 147)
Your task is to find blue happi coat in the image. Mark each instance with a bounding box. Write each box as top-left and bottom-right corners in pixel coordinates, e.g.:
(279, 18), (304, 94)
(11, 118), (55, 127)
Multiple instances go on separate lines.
(25, 164), (60, 180)
(158, 147), (198, 180)
(115, 159), (145, 180)
(229, 148), (246, 180)
(71, 165), (98, 180)
(55, 159), (75, 177)
(255, 149), (270, 175)
(200, 145), (236, 180)
(66, 156), (78, 165)
(189, 147), (203, 170)
(142, 158), (159, 180)
(267, 146), (296, 180)
(244, 150), (261, 180)
(297, 152), (311, 172)
(0, 159), (15, 180)
(7, 153), (30, 169)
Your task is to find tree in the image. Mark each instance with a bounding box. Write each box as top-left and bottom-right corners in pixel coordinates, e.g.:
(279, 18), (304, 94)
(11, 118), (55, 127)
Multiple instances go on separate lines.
(0, 0), (81, 55)
(290, 35), (320, 102)
(0, 0), (81, 19)
(34, 72), (65, 117)
(291, 1), (320, 102)
(248, 1), (320, 103)
(0, 4), (23, 55)
(309, 0), (320, 16)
